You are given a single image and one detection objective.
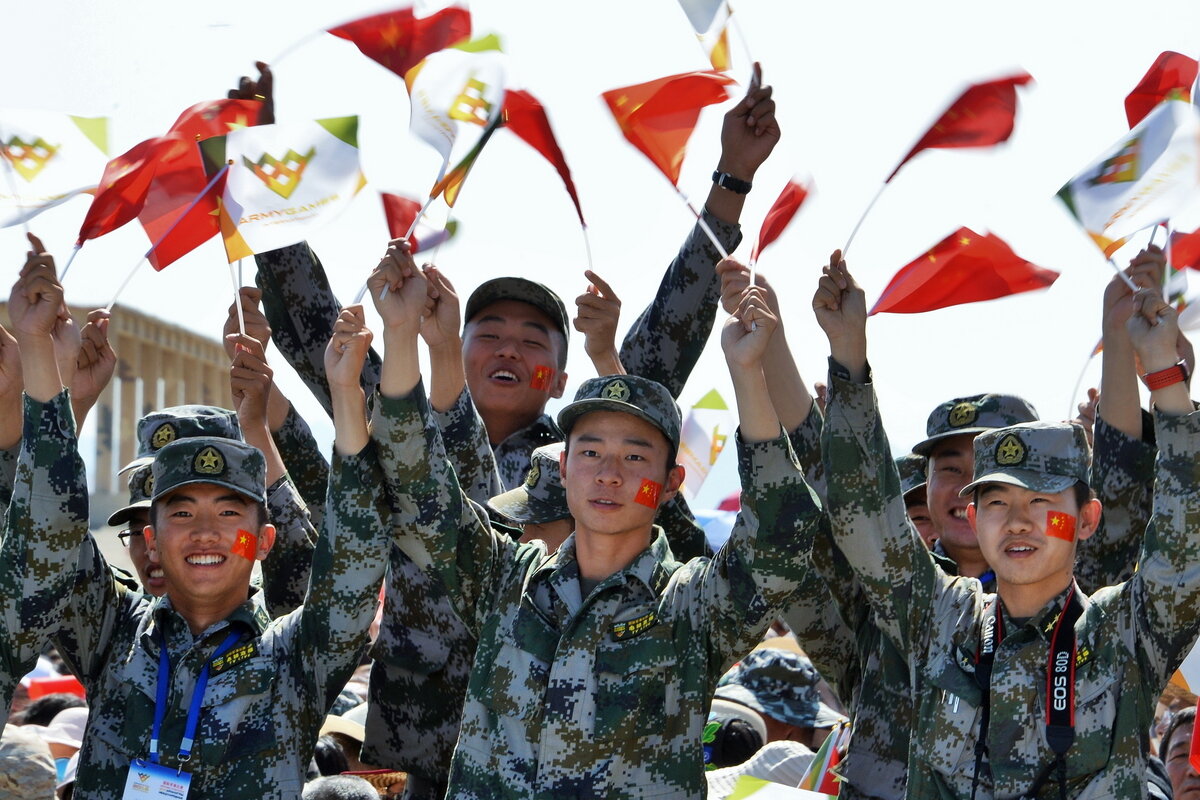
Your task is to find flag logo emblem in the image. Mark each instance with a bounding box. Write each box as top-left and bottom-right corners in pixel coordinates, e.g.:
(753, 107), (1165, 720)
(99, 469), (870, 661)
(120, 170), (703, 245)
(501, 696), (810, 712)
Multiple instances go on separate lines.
(635, 478), (662, 508)
(448, 76), (495, 126)
(994, 433), (1026, 466)
(193, 446), (226, 476)
(151, 423), (177, 450)
(602, 379), (631, 402)
(242, 147), (315, 199)
(2, 136), (59, 182)
(948, 402), (979, 427)
(1090, 136), (1140, 186)
(525, 462), (540, 489)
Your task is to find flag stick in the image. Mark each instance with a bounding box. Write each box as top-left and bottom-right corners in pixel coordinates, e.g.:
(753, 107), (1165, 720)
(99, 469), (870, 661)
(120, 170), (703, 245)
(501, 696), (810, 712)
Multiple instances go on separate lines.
(580, 223), (595, 274)
(843, 182), (888, 259)
(357, 192), (442, 304)
(0, 123), (32, 238)
(725, 3), (755, 71)
(675, 188), (729, 259)
(1106, 258), (1140, 291)
(228, 260), (246, 336)
(105, 258), (146, 313)
(143, 163), (231, 261)
(1067, 345), (1099, 419)
(58, 243), (83, 282)
(1147, 223), (1159, 248)
(237, 257), (243, 288)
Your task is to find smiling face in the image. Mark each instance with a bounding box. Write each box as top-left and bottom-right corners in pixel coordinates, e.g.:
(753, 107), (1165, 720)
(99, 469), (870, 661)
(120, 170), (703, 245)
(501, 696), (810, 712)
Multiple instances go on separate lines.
(904, 488), (936, 549)
(144, 482), (274, 626)
(968, 483), (1099, 610)
(463, 299), (568, 439)
(926, 433), (978, 554)
(123, 508), (165, 596)
(560, 411), (683, 544)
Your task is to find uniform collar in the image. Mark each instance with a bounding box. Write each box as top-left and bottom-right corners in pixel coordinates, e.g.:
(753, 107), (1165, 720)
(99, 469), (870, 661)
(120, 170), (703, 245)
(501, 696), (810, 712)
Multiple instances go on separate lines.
(148, 586), (270, 646)
(533, 527), (677, 596)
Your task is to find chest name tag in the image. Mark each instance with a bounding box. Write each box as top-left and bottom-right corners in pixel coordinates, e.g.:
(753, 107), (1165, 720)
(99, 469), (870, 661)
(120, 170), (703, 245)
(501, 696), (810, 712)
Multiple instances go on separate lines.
(208, 641), (257, 676)
(610, 611), (657, 642)
(123, 759), (191, 800)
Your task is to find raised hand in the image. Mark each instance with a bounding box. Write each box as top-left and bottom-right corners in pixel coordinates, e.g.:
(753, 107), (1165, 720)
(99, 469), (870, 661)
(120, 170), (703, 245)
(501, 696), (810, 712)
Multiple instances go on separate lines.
(325, 306), (374, 391)
(368, 239), (431, 333)
(574, 270), (623, 374)
(228, 61), (274, 125)
(718, 63), (780, 181)
(812, 249), (867, 378)
(227, 332), (273, 432)
(72, 309), (117, 426)
(223, 287), (273, 359)
(721, 286), (778, 370)
(419, 265), (462, 350)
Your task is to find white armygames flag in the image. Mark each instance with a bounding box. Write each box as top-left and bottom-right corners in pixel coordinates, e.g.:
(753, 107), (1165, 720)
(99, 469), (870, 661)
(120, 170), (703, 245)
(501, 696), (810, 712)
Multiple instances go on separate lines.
(0, 109), (109, 228)
(1057, 99), (1200, 256)
(676, 388), (734, 501)
(202, 117), (366, 262)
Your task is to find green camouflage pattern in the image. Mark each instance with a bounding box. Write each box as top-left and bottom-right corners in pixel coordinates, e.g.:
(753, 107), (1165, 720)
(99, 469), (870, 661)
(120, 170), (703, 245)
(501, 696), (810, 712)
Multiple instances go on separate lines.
(821, 371), (1200, 799)
(0, 392), (87, 722)
(715, 648), (846, 728)
(913, 392), (1040, 456)
(559, 374), (683, 448)
(260, 473), (319, 619)
(150, 435), (266, 503)
(463, 277), (570, 342)
(487, 442), (569, 525)
(121, 405), (242, 473)
(369, 385), (819, 799)
(271, 402), (330, 532)
(431, 386), (503, 503)
(962, 421), (1091, 497)
(41, 418), (390, 799)
(618, 211), (742, 397)
(896, 452), (927, 497)
(0, 443), (18, 509)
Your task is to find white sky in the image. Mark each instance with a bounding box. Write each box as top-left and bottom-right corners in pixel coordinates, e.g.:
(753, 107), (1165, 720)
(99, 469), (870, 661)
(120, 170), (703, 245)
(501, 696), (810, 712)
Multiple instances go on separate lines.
(3, 0), (1200, 507)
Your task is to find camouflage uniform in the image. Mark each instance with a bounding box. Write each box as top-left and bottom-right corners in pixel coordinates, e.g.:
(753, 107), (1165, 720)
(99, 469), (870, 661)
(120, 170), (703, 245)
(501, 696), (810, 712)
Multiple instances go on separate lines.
(0, 444), (18, 508)
(40, 428), (390, 800)
(821, 370), (1200, 799)
(370, 375), (819, 799)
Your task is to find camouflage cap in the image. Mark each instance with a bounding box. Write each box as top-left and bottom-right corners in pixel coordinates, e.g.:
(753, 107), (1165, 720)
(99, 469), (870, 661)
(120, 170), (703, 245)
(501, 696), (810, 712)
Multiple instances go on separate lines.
(912, 393), (1039, 456)
(0, 723), (56, 800)
(151, 436), (265, 504)
(714, 649), (848, 729)
(557, 375), (682, 449)
(896, 452), (928, 499)
(118, 405), (242, 474)
(487, 443), (571, 525)
(961, 421), (1091, 497)
(106, 465), (156, 527)
(464, 277), (570, 342)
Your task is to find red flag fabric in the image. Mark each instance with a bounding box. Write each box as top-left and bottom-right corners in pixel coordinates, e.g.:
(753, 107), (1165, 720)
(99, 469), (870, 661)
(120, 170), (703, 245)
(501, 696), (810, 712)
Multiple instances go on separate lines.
(169, 98), (263, 141)
(869, 227), (1058, 315)
(750, 179), (810, 264)
(328, 5), (471, 79)
(1171, 227), (1200, 271)
(77, 136), (193, 244)
(502, 89), (585, 225)
(601, 71), (735, 186)
(888, 72), (1033, 182)
(530, 365), (556, 392)
(717, 490), (740, 512)
(816, 741), (842, 794)
(1125, 51), (1198, 128)
(380, 192), (455, 254)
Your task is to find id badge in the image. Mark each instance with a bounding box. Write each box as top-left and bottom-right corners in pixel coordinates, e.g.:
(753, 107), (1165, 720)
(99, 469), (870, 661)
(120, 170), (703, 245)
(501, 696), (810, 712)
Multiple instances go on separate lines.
(122, 759), (192, 800)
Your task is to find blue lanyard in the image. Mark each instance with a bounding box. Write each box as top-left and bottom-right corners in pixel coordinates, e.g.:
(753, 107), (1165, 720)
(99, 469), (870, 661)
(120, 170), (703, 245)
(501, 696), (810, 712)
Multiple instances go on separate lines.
(150, 628), (242, 765)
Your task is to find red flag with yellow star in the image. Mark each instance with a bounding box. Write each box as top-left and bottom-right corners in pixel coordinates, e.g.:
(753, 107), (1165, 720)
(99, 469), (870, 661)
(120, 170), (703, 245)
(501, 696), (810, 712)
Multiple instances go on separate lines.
(503, 89), (585, 226)
(1126, 51), (1198, 128)
(869, 227), (1058, 315)
(77, 136), (194, 245)
(530, 365), (555, 392)
(1046, 511), (1076, 542)
(601, 71), (735, 186)
(328, 4), (471, 79)
(231, 529), (259, 561)
(635, 479), (663, 508)
(887, 73), (1033, 182)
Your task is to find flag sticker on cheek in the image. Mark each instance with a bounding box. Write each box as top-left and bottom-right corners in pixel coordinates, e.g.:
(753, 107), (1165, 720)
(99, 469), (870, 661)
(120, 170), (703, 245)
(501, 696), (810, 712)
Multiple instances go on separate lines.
(530, 365), (555, 392)
(231, 529), (258, 561)
(635, 479), (662, 508)
(1046, 511), (1077, 541)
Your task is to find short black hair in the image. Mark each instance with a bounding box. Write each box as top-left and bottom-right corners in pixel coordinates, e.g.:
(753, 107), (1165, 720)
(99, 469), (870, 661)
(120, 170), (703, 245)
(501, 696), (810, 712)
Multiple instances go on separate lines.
(12, 693), (86, 726)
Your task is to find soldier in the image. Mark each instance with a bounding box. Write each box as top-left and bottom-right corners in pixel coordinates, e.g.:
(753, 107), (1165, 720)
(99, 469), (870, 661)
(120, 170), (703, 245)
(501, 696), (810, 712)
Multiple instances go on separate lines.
(12, 232), (392, 798)
(366, 254), (820, 798)
(485, 442), (574, 551)
(815, 253), (1200, 798)
(897, 453), (935, 548)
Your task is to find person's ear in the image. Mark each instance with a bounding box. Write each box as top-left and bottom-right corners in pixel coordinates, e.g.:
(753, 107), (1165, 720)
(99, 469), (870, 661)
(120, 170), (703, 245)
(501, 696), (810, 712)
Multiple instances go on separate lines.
(550, 368), (568, 400)
(966, 503), (977, 532)
(1075, 499), (1103, 542)
(144, 524), (160, 564)
(255, 524), (277, 561)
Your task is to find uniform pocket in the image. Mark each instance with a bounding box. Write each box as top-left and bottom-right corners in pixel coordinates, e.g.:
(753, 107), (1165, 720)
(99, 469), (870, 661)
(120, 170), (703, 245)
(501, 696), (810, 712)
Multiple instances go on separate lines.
(194, 655), (279, 766)
(916, 658), (984, 779)
(594, 626), (676, 741)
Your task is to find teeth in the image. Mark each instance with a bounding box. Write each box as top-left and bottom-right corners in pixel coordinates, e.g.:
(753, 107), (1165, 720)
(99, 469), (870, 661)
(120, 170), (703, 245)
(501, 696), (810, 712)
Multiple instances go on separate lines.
(186, 554), (225, 566)
(490, 370), (518, 382)
(1008, 546), (1033, 553)
(951, 509), (968, 519)
(148, 568), (164, 579)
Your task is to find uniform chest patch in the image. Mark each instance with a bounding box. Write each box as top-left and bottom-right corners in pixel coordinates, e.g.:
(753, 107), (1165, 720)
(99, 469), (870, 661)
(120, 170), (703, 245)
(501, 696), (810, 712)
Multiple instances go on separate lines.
(209, 640), (257, 675)
(610, 611), (656, 642)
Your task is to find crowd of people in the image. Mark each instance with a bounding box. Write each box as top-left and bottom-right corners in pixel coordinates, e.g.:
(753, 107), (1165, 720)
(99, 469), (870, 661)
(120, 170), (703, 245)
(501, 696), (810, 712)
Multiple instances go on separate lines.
(0, 62), (1198, 800)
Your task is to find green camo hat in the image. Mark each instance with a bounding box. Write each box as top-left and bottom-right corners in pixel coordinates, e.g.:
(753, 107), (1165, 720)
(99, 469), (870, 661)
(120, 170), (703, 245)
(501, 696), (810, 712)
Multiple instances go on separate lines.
(558, 375), (681, 449)
(714, 649), (847, 730)
(912, 393), (1039, 456)
(151, 436), (265, 504)
(463, 277), (570, 342)
(960, 421), (1091, 497)
(119, 405), (242, 474)
(487, 443), (571, 525)
(896, 453), (927, 498)
(106, 465), (155, 527)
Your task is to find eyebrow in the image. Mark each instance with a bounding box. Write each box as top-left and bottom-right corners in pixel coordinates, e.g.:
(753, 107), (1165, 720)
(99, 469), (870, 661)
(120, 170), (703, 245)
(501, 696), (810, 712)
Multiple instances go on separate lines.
(574, 433), (655, 448)
(474, 315), (550, 338)
(165, 491), (248, 506)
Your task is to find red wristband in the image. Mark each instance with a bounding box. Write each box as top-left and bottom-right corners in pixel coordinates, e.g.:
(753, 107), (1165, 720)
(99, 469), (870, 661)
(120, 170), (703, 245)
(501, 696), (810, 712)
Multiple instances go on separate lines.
(1141, 360), (1190, 391)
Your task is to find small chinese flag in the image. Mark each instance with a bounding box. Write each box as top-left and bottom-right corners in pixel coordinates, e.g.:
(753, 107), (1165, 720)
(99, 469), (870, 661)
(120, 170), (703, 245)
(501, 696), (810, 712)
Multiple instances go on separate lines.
(869, 227), (1058, 315)
(530, 365), (555, 392)
(502, 89), (585, 226)
(1125, 51), (1198, 128)
(888, 72), (1033, 182)
(601, 71), (735, 186)
(635, 479), (663, 508)
(327, 5), (472, 80)
(750, 178), (810, 264)
(1046, 511), (1076, 542)
(77, 136), (194, 244)
(231, 529), (258, 561)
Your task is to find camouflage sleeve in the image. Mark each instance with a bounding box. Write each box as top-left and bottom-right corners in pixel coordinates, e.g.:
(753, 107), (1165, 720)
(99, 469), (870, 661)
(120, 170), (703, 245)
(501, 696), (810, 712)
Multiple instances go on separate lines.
(655, 494), (712, 561)
(431, 386), (502, 506)
(254, 242), (382, 415)
(618, 212), (742, 397)
(296, 442), (391, 709)
(787, 402), (826, 501)
(692, 429), (821, 670)
(0, 444), (18, 509)
(820, 369), (945, 658)
(1075, 414), (1156, 593)
(0, 393), (88, 711)
(1125, 408), (1200, 685)
(371, 386), (520, 635)
(271, 402), (330, 529)
(260, 474), (317, 619)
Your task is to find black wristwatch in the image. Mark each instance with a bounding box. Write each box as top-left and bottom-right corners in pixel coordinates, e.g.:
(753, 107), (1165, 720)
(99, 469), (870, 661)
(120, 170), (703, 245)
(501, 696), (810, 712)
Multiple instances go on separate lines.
(712, 170), (752, 194)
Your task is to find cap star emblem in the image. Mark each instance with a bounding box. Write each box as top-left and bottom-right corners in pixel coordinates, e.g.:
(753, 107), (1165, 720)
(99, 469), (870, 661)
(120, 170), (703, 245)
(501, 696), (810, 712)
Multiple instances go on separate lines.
(948, 402), (978, 428)
(193, 445), (225, 475)
(602, 379), (630, 402)
(994, 433), (1026, 466)
(151, 423), (176, 450)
